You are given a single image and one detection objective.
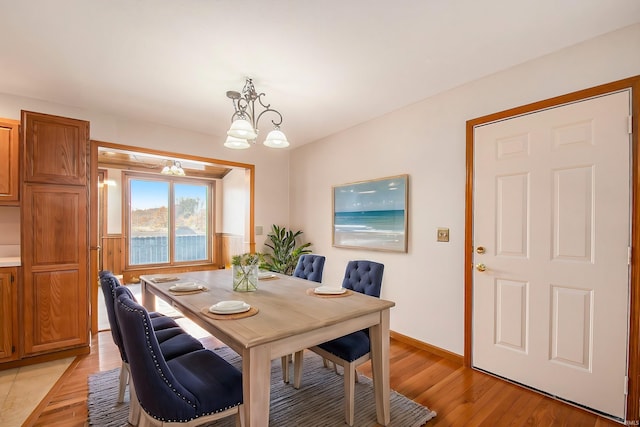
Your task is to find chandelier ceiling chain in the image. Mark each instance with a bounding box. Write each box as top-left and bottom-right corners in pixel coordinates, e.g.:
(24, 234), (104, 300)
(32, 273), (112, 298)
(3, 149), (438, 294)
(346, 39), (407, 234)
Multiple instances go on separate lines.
(224, 78), (289, 149)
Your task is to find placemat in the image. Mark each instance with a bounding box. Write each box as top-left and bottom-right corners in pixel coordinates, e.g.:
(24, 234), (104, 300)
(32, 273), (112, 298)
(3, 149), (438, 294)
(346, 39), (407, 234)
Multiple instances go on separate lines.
(168, 286), (208, 295)
(306, 288), (353, 298)
(200, 306), (259, 320)
(151, 276), (180, 283)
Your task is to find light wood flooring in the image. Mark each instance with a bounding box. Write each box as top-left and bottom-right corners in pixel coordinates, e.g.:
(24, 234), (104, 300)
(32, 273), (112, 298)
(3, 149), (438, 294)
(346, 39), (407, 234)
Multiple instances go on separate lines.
(25, 332), (622, 427)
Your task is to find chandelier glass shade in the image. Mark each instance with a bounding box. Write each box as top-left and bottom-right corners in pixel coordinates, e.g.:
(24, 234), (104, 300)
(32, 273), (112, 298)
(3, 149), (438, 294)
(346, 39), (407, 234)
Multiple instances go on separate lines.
(227, 118), (258, 140)
(161, 160), (185, 176)
(224, 135), (251, 149)
(225, 78), (289, 149)
(263, 129), (289, 148)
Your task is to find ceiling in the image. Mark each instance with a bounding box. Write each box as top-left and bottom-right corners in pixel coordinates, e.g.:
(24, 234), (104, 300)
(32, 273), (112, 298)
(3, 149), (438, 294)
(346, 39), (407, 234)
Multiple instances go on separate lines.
(97, 147), (232, 178)
(1, 0), (639, 149)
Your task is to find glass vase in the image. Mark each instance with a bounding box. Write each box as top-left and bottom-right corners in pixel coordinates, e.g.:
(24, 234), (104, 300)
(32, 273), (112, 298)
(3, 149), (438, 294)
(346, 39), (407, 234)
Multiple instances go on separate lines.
(232, 264), (258, 292)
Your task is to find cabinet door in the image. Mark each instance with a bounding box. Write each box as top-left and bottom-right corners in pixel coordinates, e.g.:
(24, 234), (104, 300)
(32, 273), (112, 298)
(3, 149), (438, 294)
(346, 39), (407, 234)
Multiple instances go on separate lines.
(21, 111), (88, 185)
(22, 184), (88, 355)
(0, 268), (17, 361)
(0, 118), (20, 204)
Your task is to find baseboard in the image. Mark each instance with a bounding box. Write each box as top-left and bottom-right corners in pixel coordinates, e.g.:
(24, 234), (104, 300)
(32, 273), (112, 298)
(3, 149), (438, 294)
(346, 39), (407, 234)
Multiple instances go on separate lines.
(390, 331), (464, 365)
(0, 346), (89, 371)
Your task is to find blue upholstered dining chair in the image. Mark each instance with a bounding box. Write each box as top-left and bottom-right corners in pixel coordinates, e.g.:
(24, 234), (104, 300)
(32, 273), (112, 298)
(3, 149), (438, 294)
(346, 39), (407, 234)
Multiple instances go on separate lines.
(292, 254), (326, 283)
(115, 289), (244, 427)
(99, 271), (204, 424)
(293, 260), (384, 426)
(282, 255), (327, 383)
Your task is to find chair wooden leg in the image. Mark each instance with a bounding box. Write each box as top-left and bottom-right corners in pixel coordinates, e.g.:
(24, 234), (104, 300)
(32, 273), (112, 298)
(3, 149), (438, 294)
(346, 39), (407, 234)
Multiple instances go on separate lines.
(344, 362), (356, 426)
(138, 410), (153, 427)
(235, 404), (245, 427)
(128, 378), (141, 426)
(118, 361), (129, 403)
(281, 355), (290, 383)
(293, 350), (304, 389)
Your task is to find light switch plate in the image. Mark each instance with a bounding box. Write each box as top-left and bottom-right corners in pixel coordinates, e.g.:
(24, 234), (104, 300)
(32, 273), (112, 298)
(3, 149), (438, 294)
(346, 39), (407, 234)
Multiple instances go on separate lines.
(437, 227), (449, 242)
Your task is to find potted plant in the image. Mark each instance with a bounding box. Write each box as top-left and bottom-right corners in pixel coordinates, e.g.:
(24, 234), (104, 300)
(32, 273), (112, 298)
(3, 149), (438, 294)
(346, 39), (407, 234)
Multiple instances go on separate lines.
(231, 253), (262, 292)
(261, 225), (312, 275)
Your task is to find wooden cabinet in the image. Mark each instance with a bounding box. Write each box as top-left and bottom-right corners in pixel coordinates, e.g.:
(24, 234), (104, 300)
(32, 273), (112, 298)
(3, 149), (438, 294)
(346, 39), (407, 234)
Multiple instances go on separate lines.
(21, 111), (89, 357)
(22, 111), (87, 185)
(0, 119), (20, 204)
(0, 268), (18, 362)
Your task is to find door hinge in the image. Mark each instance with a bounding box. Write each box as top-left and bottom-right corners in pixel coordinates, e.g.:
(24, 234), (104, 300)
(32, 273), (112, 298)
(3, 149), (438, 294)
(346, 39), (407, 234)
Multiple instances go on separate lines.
(629, 247), (632, 265)
(12, 345), (15, 353)
(10, 274), (14, 283)
(630, 115), (634, 135)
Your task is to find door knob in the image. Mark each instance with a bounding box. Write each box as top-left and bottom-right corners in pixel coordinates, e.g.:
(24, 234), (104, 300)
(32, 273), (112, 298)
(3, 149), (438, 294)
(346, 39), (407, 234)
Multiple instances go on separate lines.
(476, 263), (487, 272)
(476, 246), (486, 254)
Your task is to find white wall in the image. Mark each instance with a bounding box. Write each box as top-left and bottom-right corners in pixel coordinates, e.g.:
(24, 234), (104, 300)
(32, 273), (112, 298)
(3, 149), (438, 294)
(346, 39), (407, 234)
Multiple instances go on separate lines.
(290, 23), (640, 355)
(222, 168), (248, 236)
(104, 168), (122, 234)
(0, 93), (290, 251)
(0, 207), (20, 245)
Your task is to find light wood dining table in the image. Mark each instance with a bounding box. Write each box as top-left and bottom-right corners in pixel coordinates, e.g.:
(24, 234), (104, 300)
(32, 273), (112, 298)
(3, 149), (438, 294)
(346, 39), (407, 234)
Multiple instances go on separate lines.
(140, 269), (395, 427)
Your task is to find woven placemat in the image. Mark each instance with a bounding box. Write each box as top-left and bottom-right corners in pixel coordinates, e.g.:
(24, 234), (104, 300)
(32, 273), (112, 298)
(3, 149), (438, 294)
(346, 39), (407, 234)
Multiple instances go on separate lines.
(168, 287), (208, 295)
(200, 306), (259, 320)
(150, 276), (180, 283)
(305, 288), (353, 298)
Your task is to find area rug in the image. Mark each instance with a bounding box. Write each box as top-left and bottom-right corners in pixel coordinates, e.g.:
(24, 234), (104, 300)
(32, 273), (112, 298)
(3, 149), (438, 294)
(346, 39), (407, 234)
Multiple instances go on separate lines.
(88, 347), (436, 426)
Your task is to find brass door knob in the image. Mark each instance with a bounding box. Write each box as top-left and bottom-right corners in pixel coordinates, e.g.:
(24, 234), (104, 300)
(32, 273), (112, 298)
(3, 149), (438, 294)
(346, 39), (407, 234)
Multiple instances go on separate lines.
(476, 263), (486, 272)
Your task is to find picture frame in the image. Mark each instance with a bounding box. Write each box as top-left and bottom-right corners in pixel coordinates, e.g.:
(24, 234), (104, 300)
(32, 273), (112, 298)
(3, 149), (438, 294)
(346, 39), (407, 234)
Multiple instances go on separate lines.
(332, 174), (408, 252)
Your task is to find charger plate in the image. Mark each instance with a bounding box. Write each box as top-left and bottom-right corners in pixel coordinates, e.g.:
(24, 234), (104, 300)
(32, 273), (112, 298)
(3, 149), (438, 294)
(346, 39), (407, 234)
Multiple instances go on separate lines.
(200, 306), (259, 320)
(306, 288), (353, 298)
(168, 286), (208, 295)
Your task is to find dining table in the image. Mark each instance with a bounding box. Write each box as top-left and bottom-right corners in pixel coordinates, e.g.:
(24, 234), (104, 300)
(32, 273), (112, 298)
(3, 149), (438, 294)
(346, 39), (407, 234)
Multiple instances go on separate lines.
(140, 269), (395, 427)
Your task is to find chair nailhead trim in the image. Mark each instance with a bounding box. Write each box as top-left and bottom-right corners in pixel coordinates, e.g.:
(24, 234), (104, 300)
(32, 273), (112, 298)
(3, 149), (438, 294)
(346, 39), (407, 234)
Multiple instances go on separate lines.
(122, 300), (242, 422)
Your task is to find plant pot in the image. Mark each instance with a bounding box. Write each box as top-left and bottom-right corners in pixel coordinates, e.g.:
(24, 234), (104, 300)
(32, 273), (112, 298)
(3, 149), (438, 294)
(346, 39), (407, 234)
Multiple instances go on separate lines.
(232, 264), (258, 292)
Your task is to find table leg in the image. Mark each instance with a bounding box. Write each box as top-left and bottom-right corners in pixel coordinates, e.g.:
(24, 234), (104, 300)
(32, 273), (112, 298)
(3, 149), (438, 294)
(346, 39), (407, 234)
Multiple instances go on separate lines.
(139, 279), (156, 311)
(370, 308), (391, 425)
(242, 345), (271, 427)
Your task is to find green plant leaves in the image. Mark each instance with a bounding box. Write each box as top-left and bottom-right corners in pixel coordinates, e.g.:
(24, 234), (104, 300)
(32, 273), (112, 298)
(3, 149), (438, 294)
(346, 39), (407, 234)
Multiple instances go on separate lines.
(261, 224), (312, 275)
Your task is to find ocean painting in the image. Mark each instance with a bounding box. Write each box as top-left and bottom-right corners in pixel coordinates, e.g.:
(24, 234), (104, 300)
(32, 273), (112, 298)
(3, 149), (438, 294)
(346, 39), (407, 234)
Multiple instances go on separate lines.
(333, 175), (408, 252)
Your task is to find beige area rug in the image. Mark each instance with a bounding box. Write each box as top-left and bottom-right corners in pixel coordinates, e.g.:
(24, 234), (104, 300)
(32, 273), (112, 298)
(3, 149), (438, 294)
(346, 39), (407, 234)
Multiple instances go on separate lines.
(0, 357), (74, 427)
(88, 347), (436, 426)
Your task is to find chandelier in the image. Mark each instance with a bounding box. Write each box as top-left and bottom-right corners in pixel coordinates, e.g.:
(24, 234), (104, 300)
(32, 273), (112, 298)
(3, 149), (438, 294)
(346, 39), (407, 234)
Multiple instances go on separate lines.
(161, 160), (185, 176)
(224, 78), (289, 149)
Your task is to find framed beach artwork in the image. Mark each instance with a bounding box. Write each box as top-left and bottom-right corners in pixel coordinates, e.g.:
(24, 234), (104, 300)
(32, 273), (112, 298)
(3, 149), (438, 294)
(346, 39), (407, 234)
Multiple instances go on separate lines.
(333, 174), (408, 252)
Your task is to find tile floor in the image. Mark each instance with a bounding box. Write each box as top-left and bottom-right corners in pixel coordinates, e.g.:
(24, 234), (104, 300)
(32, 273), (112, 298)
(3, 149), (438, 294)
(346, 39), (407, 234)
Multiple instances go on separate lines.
(0, 357), (73, 427)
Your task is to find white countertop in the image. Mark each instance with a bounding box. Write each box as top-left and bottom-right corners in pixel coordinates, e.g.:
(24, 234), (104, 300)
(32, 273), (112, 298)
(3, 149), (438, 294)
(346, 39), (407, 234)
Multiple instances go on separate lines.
(0, 257), (20, 267)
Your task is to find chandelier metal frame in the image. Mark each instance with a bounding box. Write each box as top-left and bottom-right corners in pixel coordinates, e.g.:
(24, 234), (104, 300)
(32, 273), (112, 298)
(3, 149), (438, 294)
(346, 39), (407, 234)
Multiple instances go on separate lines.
(224, 78), (289, 149)
(226, 78), (283, 138)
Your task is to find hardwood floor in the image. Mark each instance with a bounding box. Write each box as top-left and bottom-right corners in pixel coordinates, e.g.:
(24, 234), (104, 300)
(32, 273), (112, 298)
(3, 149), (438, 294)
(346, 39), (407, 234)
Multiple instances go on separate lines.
(27, 332), (622, 426)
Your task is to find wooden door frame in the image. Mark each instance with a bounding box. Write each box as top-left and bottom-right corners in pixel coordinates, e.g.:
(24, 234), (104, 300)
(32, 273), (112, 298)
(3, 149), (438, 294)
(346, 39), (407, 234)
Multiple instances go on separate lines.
(88, 140), (256, 335)
(464, 75), (640, 422)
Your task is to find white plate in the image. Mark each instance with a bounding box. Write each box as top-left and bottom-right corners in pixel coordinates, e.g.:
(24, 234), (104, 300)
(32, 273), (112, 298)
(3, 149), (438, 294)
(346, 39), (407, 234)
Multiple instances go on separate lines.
(209, 300), (251, 314)
(169, 282), (202, 292)
(314, 286), (347, 295)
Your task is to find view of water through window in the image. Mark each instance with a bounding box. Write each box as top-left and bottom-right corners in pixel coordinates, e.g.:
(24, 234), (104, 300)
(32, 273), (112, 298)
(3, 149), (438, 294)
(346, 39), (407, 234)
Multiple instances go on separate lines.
(129, 178), (209, 265)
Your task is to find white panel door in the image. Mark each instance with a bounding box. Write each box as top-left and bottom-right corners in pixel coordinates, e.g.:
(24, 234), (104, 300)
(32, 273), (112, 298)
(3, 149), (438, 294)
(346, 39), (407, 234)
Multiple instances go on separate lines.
(472, 90), (631, 419)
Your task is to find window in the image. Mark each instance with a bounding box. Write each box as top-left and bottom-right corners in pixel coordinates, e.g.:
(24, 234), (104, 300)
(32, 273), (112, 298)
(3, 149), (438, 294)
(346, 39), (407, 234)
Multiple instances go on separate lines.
(125, 173), (213, 267)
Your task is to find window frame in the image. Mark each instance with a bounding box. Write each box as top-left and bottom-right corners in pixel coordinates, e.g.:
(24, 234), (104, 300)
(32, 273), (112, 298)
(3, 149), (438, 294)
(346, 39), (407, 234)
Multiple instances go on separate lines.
(123, 171), (215, 269)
